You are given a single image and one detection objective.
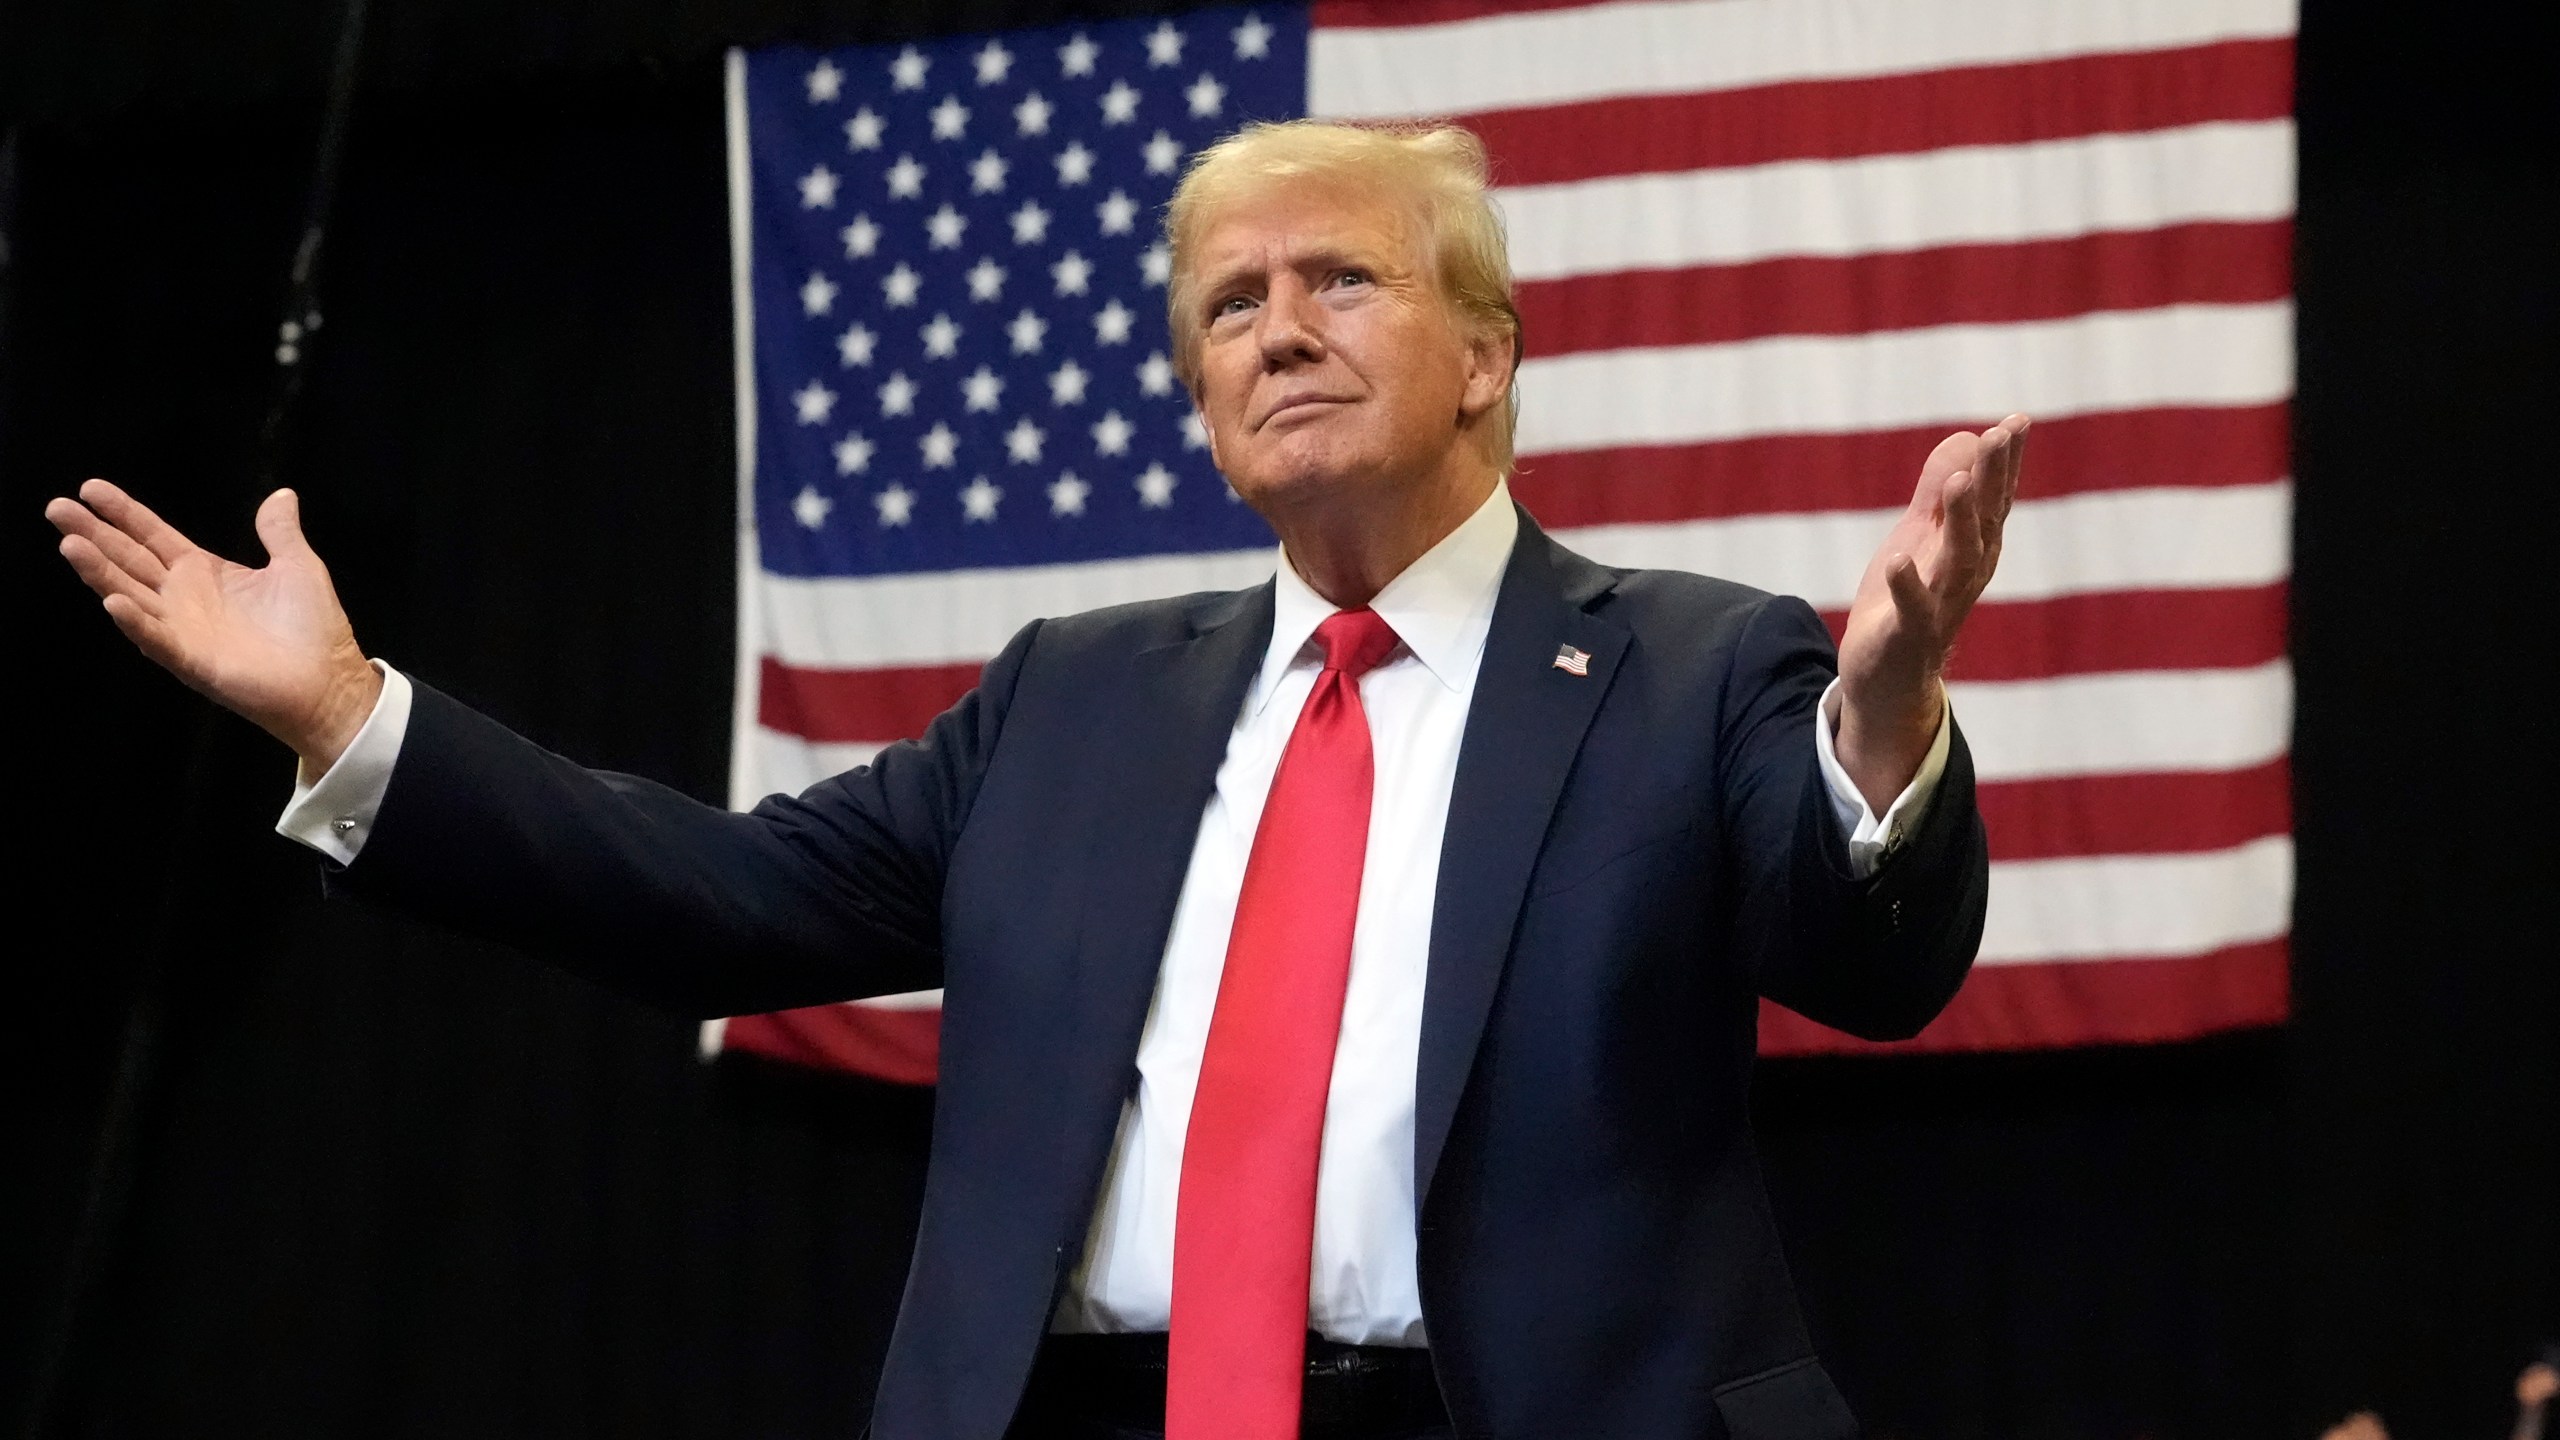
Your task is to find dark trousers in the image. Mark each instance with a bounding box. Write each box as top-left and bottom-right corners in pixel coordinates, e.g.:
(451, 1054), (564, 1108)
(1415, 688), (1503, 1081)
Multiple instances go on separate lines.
(1005, 1333), (1455, 1440)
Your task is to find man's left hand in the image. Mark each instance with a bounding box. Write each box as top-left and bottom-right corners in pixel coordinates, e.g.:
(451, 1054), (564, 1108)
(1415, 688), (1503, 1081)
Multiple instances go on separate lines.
(1834, 414), (2030, 814)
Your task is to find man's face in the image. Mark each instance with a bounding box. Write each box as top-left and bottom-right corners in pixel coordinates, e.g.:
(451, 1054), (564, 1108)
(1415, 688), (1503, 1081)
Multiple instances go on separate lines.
(1185, 178), (1506, 515)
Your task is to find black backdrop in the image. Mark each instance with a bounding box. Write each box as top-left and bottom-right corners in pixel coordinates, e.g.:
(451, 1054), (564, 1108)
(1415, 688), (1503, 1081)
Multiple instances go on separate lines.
(3, 4), (2553, 1438)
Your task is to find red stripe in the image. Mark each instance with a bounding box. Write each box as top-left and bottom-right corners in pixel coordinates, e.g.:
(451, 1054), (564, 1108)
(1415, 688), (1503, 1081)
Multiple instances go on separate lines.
(1756, 938), (2288, 1055)
(1511, 403), (2290, 525)
(760, 656), (979, 744)
(719, 1003), (941, 1086)
(1314, 0), (1604, 27)
(1466, 39), (2293, 186)
(1813, 583), (2289, 683)
(1978, 761), (2291, 862)
(1518, 222), (2292, 357)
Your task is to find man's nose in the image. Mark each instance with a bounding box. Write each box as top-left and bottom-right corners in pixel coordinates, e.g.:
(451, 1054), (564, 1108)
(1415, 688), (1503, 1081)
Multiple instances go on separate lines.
(1255, 283), (1326, 369)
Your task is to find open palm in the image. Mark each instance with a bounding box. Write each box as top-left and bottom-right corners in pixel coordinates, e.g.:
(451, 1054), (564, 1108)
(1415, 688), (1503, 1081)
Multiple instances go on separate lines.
(48, 480), (378, 765)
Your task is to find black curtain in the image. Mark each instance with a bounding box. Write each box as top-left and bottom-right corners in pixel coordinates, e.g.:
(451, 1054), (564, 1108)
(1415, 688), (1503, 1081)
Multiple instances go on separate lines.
(4, 6), (2552, 1439)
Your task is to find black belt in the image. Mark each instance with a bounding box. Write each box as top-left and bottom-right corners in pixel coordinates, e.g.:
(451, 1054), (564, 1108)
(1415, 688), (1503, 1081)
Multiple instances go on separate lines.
(1021, 1332), (1449, 1438)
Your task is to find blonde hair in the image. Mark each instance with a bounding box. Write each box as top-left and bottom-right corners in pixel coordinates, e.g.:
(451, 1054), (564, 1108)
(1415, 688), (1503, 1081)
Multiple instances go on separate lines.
(1163, 120), (1523, 473)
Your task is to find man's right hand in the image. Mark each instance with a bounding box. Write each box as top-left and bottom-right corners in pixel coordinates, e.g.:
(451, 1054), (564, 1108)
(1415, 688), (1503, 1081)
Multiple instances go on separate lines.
(48, 479), (381, 774)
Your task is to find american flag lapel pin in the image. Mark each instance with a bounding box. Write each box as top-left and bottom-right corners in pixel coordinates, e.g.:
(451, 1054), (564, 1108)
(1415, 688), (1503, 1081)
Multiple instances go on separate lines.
(1553, 644), (1592, 677)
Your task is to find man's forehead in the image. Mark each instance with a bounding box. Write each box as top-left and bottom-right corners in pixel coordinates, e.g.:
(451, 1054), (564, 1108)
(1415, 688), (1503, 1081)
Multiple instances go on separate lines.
(1193, 178), (1420, 269)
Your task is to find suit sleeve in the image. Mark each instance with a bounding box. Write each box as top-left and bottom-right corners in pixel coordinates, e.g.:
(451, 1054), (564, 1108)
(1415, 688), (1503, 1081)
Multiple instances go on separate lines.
(330, 620), (1045, 1018)
(1715, 595), (1989, 1041)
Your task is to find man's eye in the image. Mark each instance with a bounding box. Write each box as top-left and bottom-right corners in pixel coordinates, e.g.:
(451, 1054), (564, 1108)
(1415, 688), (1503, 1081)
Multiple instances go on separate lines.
(1214, 295), (1254, 318)
(1332, 269), (1371, 288)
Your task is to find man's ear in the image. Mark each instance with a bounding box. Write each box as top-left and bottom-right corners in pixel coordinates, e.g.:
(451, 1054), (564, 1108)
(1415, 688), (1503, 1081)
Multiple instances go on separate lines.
(1197, 403), (1221, 469)
(1456, 324), (1516, 425)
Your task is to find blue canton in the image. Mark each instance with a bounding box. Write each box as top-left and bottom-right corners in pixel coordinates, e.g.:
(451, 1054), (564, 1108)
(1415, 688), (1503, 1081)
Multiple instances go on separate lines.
(745, 7), (1309, 578)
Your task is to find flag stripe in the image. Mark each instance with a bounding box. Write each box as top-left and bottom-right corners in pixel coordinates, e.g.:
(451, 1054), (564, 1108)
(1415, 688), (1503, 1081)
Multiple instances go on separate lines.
(1513, 303), (2292, 455)
(1978, 760), (2289, 862)
(1463, 39), (2293, 188)
(1497, 123), (2293, 283)
(757, 481), (2284, 671)
(1952, 661), (2291, 784)
(1309, 0), (2298, 117)
(1756, 938), (2289, 1054)
(1979, 833), (2290, 964)
(1509, 404), (2288, 526)
(1517, 221), (2292, 356)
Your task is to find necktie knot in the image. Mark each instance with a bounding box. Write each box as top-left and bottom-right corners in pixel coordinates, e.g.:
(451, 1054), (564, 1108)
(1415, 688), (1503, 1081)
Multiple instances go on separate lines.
(1313, 608), (1400, 680)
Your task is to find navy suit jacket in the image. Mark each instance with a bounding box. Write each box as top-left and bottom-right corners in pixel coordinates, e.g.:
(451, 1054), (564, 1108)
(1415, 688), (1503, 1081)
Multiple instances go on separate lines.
(340, 510), (1989, 1439)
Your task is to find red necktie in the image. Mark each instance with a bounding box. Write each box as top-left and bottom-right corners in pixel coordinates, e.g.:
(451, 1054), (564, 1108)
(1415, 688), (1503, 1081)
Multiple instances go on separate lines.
(1168, 607), (1402, 1440)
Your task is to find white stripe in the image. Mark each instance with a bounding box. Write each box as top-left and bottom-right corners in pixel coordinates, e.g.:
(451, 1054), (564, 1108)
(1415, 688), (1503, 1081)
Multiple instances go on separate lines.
(1978, 834), (2291, 964)
(1310, 0), (2297, 121)
(745, 725), (887, 800)
(1557, 481), (2292, 612)
(1516, 303), (2293, 456)
(725, 51), (768, 815)
(761, 547), (1276, 670)
(1952, 660), (2292, 782)
(1499, 123), (2295, 283)
(754, 481), (2284, 673)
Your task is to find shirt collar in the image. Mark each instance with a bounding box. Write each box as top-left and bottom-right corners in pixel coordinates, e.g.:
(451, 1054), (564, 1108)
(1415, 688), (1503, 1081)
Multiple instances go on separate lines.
(1251, 479), (1520, 716)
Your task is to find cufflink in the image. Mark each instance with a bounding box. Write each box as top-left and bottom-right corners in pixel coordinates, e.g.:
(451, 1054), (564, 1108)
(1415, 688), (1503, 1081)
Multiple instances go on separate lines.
(331, 818), (357, 835)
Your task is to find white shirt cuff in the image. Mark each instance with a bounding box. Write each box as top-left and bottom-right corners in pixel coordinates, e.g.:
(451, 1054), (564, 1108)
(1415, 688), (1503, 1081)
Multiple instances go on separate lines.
(1812, 677), (1953, 880)
(275, 659), (414, 866)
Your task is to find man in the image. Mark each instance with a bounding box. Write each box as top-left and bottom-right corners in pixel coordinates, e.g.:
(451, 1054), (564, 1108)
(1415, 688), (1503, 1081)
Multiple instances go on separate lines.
(50, 121), (2024, 1439)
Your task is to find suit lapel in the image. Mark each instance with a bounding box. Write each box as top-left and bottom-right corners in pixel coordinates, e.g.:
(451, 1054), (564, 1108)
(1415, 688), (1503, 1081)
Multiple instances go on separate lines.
(1414, 512), (1627, 1210)
(1064, 585), (1273, 1138)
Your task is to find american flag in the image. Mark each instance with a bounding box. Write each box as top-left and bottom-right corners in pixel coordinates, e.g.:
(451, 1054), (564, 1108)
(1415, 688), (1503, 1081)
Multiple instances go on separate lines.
(706, 0), (2297, 1080)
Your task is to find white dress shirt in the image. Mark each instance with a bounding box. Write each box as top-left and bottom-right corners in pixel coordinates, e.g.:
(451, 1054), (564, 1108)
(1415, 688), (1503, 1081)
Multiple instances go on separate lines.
(277, 480), (1950, 1346)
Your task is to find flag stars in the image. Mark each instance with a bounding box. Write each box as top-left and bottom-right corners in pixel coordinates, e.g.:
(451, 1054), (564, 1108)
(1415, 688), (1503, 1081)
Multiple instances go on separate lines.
(886, 154), (926, 199)
(878, 371), (918, 416)
(1097, 189), (1138, 235)
(969, 149), (1009, 194)
(1233, 13), (1274, 60)
(841, 214), (880, 258)
(926, 204), (967, 248)
(1093, 299), (1136, 345)
(960, 475), (1003, 522)
(800, 271), (839, 316)
(805, 60), (844, 103)
(930, 95), (970, 141)
(921, 312), (962, 358)
(1100, 80), (1141, 125)
(1186, 73), (1226, 118)
(1138, 352), (1176, 396)
(798, 166), (840, 208)
(1055, 142), (1096, 186)
(792, 484), (834, 528)
(875, 482), (917, 527)
(1015, 92), (1054, 137)
(890, 46), (929, 91)
(1010, 200), (1052, 245)
(1049, 359), (1090, 405)
(1049, 470), (1091, 516)
(837, 323), (877, 367)
(1092, 409), (1134, 455)
(1181, 412), (1210, 449)
(920, 422), (960, 468)
(1005, 417), (1046, 463)
(882, 263), (922, 307)
(1135, 462), (1177, 508)
(793, 381), (837, 424)
(1008, 309), (1048, 354)
(1059, 33), (1098, 77)
(962, 366), (1005, 411)
(974, 40), (1014, 85)
(1145, 21), (1186, 67)
(1052, 249), (1093, 296)
(966, 256), (1007, 301)
(833, 432), (875, 474)
(845, 107), (885, 151)
(1140, 242), (1171, 287)
(1143, 131), (1183, 175)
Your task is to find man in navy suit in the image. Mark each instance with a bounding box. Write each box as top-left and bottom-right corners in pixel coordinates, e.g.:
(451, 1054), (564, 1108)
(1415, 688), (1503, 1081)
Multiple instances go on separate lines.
(51, 121), (2023, 1439)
